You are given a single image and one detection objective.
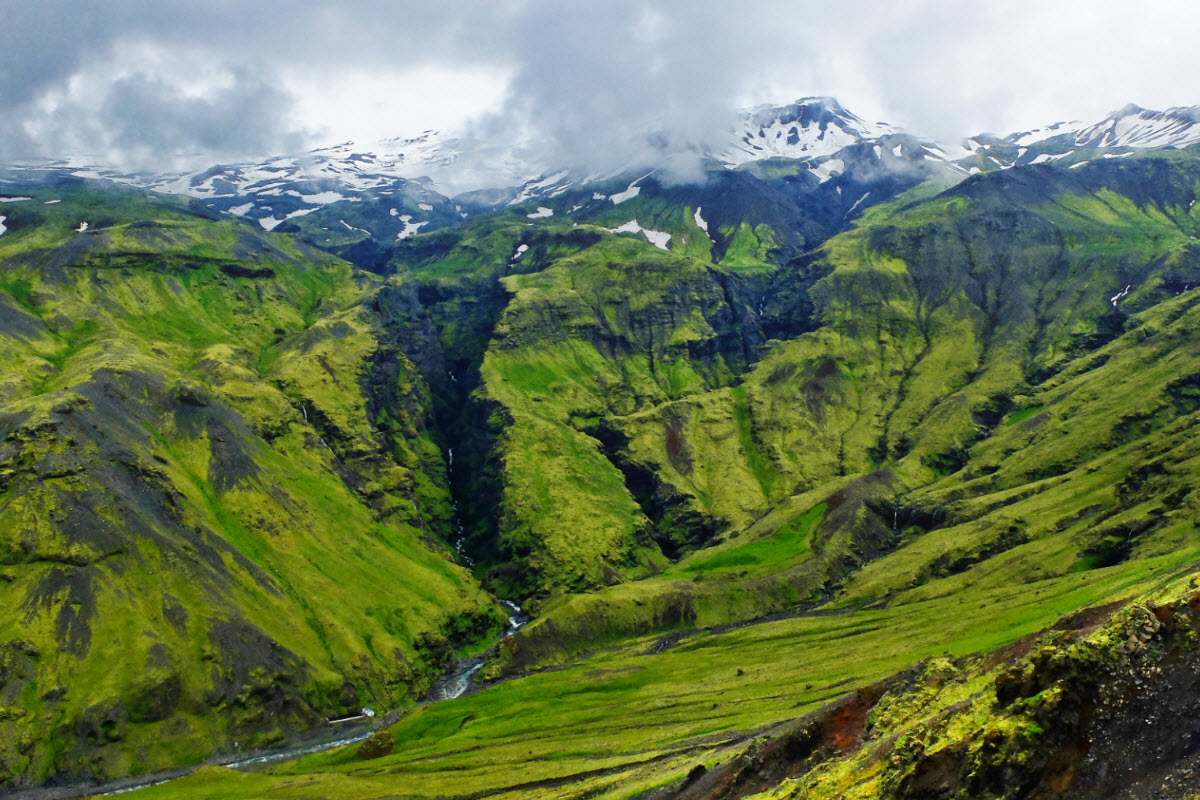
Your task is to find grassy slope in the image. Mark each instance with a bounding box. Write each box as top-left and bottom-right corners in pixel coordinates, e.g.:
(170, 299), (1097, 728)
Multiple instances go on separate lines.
(392, 210), (766, 599)
(487, 159), (1200, 669)
(0, 182), (501, 787)
(115, 156), (1200, 800)
(122, 552), (1196, 800)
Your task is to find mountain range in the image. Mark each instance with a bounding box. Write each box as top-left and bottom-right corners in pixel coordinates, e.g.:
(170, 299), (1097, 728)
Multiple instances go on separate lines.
(2, 96), (1200, 799)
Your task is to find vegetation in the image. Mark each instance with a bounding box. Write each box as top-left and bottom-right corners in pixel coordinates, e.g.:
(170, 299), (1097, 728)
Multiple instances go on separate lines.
(2, 153), (1200, 797)
(0, 179), (503, 787)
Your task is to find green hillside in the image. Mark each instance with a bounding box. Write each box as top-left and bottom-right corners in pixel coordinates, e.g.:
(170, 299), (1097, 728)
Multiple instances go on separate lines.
(0, 180), (502, 787)
(1, 153), (1199, 798)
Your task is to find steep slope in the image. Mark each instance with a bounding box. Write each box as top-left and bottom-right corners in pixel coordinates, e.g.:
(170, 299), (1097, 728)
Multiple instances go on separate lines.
(488, 155), (1200, 670)
(115, 550), (1199, 800)
(0, 179), (502, 789)
(378, 153), (955, 601)
(4, 131), (1200, 800)
(387, 212), (764, 599)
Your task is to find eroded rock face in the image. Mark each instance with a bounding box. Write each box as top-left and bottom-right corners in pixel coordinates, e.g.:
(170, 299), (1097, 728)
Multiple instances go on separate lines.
(1066, 600), (1200, 800)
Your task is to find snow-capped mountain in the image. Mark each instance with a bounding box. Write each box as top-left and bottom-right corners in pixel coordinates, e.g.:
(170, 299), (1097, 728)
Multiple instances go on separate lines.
(1006, 104), (1200, 150)
(144, 130), (547, 201)
(18, 98), (1200, 238)
(717, 97), (899, 166)
(56, 97), (933, 205)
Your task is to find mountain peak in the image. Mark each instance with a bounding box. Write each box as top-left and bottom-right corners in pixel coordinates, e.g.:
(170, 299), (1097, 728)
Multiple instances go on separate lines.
(1112, 102), (1147, 118)
(1006, 102), (1200, 150)
(720, 96), (898, 167)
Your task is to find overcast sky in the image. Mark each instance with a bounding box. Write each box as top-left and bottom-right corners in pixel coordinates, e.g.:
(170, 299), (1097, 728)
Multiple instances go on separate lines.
(3, 0), (1199, 174)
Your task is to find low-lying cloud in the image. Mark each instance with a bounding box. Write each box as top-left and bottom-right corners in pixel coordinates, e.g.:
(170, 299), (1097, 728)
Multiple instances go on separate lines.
(3, 0), (1200, 180)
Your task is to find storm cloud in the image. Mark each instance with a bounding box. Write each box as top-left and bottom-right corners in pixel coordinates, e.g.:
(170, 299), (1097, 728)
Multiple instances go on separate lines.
(3, 0), (1200, 174)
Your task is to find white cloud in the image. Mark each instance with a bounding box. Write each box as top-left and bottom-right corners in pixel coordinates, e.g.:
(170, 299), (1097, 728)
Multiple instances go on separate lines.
(3, 0), (1200, 171)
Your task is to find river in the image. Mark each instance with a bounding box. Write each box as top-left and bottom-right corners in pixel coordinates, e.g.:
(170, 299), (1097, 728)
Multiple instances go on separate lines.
(11, 601), (529, 800)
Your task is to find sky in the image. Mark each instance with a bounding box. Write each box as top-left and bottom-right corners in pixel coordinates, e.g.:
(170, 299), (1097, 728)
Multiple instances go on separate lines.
(3, 0), (1200, 177)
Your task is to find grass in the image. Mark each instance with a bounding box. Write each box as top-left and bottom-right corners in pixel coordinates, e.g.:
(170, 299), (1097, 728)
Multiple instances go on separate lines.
(125, 549), (1195, 800)
(673, 503), (823, 576)
(11, 155), (1200, 795)
(0, 182), (503, 786)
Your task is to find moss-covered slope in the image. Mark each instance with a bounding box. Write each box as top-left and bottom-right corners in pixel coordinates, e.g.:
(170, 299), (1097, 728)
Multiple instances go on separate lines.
(488, 157), (1200, 670)
(0, 180), (501, 788)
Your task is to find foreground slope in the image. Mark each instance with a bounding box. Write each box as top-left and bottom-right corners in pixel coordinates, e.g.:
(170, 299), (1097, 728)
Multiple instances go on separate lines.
(0, 179), (501, 788)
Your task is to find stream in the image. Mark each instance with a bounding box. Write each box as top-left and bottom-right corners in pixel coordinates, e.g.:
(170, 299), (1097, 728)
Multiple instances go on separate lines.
(13, 601), (530, 800)
(427, 600), (528, 701)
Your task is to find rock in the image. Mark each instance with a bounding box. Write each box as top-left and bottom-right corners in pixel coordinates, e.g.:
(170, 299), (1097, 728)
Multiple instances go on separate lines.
(356, 730), (395, 760)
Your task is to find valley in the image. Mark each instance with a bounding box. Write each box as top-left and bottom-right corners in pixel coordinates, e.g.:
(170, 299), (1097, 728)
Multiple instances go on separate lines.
(2, 98), (1200, 799)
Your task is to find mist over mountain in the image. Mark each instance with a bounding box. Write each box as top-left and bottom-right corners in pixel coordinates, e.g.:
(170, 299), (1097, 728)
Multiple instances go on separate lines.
(6, 0), (1200, 174)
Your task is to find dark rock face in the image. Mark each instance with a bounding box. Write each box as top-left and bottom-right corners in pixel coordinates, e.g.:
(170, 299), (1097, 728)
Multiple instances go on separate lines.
(1066, 601), (1200, 800)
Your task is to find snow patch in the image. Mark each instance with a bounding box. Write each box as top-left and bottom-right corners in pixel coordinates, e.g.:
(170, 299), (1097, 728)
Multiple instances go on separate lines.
(845, 192), (871, 218)
(611, 171), (654, 204)
(873, 144), (882, 159)
(811, 158), (844, 183)
(340, 219), (371, 236)
(610, 184), (641, 204)
(0, 216), (6, 236)
(1110, 284), (1132, 306)
(892, 144), (903, 157)
(258, 216), (283, 231)
(285, 208), (317, 220)
(592, 192), (607, 201)
(228, 203), (254, 216)
(608, 219), (671, 250)
(389, 208), (399, 216)
(418, 203), (434, 211)
(693, 206), (708, 232)
(44, 199), (60, 204)
(511, 244), (529, 261)
(0, 196), (31, 202)
(508, 171), (571, 206)
(527, 206), (553, 219)
(396, 218), (427, 239)
(76, 221), (89, 233)
(300, 191), (347, 204)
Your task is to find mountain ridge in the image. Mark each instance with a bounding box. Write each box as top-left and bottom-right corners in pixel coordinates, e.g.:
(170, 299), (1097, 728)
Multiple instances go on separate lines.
(22, 97), (1200, 211)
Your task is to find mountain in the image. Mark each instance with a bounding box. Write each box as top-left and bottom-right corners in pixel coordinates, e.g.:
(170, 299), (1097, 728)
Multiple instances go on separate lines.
(1007, 102), (1200, 149)
(717, 96), (899, 164)
(3, 98), (1200, 799)
(0, 178), (504, 786)
(39, 97), (1200, 271)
